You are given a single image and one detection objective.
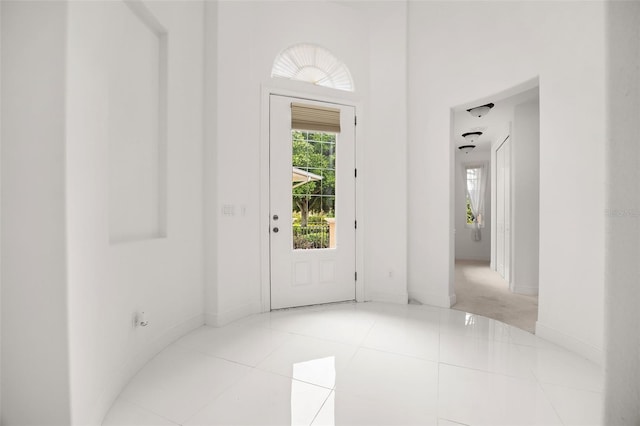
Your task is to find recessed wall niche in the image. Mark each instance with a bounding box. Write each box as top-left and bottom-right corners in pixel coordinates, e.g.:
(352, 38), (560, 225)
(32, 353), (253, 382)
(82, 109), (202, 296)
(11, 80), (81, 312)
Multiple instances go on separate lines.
(108, 0), (167, 243)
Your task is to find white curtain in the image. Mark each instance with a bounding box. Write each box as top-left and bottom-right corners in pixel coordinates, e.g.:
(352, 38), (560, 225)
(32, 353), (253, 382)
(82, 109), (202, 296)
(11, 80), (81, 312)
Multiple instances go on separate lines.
(465, 164), (488, 241)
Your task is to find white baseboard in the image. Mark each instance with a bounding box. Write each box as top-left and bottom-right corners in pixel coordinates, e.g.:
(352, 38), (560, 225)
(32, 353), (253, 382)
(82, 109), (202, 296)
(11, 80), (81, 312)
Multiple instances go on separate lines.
(206, 300), (262, 327)
(510, 281), (539, 296)
(535, 321), (604, 366)
(449, 292), (457, 307)
(408, 289), (453, 308)
(366, 291), (408, 304)
(97, 312), (205, 425)
(455, 256), (491, 262)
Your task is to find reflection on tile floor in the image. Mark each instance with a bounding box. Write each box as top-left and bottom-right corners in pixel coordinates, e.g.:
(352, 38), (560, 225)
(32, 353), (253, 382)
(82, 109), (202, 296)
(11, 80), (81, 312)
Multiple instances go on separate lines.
(102, 302), (603, 426)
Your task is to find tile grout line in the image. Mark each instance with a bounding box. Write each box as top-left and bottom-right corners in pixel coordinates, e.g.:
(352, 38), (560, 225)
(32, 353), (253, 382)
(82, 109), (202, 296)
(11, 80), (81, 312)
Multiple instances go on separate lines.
(178, 360), (256, 425)
(532, 371), (567, 426)
(116, 396), (182, 426)
(308, 389), (334, 426)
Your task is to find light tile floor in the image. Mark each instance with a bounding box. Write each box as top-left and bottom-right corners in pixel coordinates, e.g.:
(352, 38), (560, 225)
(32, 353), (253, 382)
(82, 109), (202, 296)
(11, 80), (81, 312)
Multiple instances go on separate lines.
(102, 302), (603, 426)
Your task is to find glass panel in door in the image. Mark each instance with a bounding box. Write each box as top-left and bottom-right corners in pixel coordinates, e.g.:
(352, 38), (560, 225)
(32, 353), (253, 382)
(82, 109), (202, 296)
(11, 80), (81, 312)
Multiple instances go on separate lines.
(291, 130), (336, 250)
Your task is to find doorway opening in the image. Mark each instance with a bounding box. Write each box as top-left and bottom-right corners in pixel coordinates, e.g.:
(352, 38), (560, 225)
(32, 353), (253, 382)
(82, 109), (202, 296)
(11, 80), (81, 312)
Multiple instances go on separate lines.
(451, 81), (540, 333)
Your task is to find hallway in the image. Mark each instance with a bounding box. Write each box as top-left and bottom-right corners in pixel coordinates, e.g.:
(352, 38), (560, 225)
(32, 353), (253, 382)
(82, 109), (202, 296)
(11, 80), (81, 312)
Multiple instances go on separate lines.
(453, 260), (538, 333)
(103, 302), (602, 426)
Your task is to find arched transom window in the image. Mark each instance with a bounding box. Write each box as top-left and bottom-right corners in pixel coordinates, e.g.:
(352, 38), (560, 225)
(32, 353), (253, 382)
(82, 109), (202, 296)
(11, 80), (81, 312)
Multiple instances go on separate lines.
(271, 43), (354, 92)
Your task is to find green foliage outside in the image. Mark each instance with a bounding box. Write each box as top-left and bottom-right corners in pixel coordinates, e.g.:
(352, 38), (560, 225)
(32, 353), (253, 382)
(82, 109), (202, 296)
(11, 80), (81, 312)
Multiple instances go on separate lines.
(292, 130), (336, 227)
(293, 227), (329, 249)
(466, 196), (476, 224)
(291, 130), (335, 249)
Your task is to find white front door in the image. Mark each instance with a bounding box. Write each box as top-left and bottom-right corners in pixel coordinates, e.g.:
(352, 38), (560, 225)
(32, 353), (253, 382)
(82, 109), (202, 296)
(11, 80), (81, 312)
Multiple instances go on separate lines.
(269, 95), (356, 309)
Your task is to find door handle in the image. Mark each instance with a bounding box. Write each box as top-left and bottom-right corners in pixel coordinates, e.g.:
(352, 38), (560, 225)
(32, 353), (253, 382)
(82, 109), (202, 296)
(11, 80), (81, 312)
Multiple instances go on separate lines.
(273, 227), (279, 233)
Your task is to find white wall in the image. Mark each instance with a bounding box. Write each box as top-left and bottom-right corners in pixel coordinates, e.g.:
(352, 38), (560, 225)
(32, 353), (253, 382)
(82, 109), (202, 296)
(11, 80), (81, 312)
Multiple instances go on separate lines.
(204, 0), (218, 342)
(210, 1), (409, 323)
(604, 1), (640, 422)
(1, 1), (204, 424)
(65, 1), (205, 423)
(362, 2), (408, 303)
(407, 1), (605, 361)
(454, 149), (491, 261)
(1, 2), (72, 423)
(214, 1), (367, 324)
(0, 2), (3, 420)
(511, 99), (540, 295)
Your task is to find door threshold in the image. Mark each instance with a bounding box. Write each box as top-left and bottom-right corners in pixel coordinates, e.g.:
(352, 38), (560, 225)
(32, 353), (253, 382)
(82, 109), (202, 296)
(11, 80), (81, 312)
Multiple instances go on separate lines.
(271, 299), (357, 312)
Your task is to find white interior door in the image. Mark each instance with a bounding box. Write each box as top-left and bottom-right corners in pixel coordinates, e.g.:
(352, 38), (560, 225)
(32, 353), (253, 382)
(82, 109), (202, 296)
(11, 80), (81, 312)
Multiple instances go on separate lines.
(269, 95), (356, 309)
(495, 137), (511, 282)
(503, 138), (511, 282)
(496, 144), (505, 277)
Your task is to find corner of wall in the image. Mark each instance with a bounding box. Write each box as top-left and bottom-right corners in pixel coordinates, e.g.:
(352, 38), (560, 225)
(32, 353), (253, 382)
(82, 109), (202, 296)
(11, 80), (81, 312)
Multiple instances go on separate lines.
(1, 1), (73, 423)
(0, 0), (3, 420)
(408, 289), (454, 309)
(367, 291), (408, 305)
(509, 280), (539, 296)
(604, 2), (640, 422)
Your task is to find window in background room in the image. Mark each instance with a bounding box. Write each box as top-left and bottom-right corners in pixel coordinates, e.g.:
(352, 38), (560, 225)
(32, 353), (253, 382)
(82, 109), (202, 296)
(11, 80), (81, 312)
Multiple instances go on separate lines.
(465, 164), (487, 229)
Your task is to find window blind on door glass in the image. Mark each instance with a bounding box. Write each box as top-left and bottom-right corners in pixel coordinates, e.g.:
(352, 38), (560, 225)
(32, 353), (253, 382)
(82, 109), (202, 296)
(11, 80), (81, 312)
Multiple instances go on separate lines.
(291, 102), (341, 133)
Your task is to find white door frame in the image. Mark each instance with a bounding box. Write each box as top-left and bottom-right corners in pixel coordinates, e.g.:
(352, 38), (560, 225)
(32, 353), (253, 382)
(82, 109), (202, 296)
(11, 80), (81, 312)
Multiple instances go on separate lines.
(491, 125), (512, 280)
(259, 85), (365, 312)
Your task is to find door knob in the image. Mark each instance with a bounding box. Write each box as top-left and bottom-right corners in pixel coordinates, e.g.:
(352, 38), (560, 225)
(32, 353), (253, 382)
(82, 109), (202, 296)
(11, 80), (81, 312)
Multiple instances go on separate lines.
(273, 227), (279, 233)
(273, 214), (279, 220)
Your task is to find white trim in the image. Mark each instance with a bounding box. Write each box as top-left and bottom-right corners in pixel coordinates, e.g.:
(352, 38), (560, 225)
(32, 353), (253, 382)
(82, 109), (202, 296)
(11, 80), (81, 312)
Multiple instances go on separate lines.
(491, 129), (511, 275)
(205, 301), (262, 327)
(409, 289), (454, 309)
(456, 255), (491, 262)
(367, 291), (408, 305)
(260, 84), (364, 312)
(535, 321), (604, 366)
(355, 103), (365, 303)
(448, 108), (456, 316)
(260, 87), (271, 313)
(509, 281), (539, 296)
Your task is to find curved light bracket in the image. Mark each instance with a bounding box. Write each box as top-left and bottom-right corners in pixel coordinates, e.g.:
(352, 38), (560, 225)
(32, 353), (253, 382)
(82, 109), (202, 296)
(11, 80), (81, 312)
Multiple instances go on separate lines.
(458, 144), (476, 154)
(466, 103), (495, 118)
(462, 131), (483, 143)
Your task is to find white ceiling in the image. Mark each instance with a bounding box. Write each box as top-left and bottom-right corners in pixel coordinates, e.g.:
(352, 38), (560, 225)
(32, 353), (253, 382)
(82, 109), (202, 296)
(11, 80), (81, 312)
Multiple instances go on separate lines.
(453, 85), (539, 152)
